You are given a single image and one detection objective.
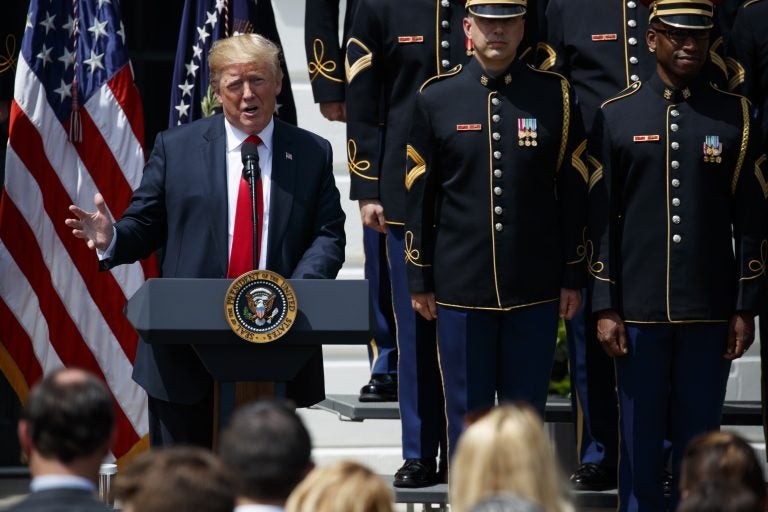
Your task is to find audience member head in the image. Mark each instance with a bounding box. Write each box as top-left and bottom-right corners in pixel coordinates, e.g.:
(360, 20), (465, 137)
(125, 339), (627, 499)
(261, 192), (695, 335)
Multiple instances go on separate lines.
(469, 493), (546, 512)
(19, 367), (115, 480)
(450, 403), (572, 512)
(219, 399), (313, 505)
(208, 34), (283, 135)
(680, 431), (766, 505)
(677, 480), (763, 512)
(114, 447), (236, 512)
(285, 460), (393, 512)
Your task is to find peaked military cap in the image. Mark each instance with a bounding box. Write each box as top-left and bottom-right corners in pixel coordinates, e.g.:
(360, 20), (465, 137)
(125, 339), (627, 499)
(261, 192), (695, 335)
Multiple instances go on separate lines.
(643, 0), (718, 29)
(466, 0), (527, 18)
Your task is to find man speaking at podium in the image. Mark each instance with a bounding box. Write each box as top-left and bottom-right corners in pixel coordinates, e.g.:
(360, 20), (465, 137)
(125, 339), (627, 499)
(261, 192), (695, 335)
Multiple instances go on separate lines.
(66, 34), (346, 448)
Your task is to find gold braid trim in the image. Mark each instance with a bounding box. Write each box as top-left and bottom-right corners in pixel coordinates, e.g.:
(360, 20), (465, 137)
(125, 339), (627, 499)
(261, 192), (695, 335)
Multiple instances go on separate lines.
(731, 97), (750, 195)
(345, 38), (373, 83)
(740, 240), (767, 281)
(308, 39), (343, 83)
(571, 139), (589, 184)
(405, 231), (431, 267)
(756, 155), (768, 199)
(726, 57), (745, 92)
(556, 80), (570, 173)
(537, 42), (556, 70)
(567, 227), (588, 265)
(587, 155), (604, 192)
(709, 37), (728, 81)
(405, 145), (426, 191)
(347, 139), (376, 180)
(0, 35), (16, 75)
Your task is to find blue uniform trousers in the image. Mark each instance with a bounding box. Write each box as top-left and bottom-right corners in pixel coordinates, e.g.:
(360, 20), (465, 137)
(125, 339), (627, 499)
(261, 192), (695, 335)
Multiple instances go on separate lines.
(616, 323), (731, 512)
(437, 301), (559, 460)
(386, 225), (446, 459)
(363, 227), (397, 375)
(566, 291), (619, 468)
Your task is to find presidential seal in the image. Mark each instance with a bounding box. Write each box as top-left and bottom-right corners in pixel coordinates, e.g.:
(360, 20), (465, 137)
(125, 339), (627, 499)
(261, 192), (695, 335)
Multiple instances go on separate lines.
(224, 270), (298, 343)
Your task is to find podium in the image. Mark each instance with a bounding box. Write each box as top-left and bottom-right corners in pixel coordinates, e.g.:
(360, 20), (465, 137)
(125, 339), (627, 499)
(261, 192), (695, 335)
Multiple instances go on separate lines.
(125, 278), (370, 426)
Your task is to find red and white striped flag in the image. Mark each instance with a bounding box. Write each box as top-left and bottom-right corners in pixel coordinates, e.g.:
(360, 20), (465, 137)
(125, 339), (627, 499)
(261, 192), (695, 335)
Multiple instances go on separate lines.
(0, 0), (157, 461)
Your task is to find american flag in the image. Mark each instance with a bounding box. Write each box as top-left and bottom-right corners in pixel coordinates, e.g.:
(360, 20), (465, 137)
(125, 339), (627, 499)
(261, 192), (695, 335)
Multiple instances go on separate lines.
(169, 0), (296, 127)
(0, 0), (156, 461)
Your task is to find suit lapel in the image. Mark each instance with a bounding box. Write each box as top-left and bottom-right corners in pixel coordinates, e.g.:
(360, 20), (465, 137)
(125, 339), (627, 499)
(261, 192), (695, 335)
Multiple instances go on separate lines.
(267, 120), (296, 271)
(201, 116), (229, 275)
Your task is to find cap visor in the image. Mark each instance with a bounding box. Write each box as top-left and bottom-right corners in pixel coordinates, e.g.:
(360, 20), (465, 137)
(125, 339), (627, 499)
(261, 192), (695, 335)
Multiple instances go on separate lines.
(468, 5), (526, 18)
(655, 14), (713, 29)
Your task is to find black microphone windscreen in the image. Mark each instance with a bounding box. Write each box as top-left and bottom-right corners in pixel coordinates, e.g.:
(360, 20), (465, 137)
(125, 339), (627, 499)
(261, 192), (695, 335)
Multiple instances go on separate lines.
(241, 142), (259, 164)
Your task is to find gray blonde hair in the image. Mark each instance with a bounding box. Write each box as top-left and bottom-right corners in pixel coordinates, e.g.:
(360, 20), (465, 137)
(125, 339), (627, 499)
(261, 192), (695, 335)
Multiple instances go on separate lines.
(285, 460), (394, 512)
(450, 404), (573, 512)
(208, 33), (283, 85)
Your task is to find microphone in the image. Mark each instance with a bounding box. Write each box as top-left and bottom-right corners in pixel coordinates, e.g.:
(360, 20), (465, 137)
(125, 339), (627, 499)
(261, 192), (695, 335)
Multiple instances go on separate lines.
(240, 141), (261, 270)
(241, 141), (260, 181)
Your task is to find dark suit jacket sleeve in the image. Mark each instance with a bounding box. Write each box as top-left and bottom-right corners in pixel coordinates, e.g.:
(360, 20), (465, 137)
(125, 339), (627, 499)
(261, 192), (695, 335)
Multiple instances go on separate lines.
(587, 109), (619, 313)
(345, 0), (383, 201)
(101, 131), (169, 270)
(289, 137), (346, 279)
(305, 0), (347, 103)
(537, 0), (565, 73)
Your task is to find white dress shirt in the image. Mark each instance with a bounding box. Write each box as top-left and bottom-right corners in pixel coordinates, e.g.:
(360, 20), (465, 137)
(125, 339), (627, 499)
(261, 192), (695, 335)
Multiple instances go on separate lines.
(224, 117), (274, 269)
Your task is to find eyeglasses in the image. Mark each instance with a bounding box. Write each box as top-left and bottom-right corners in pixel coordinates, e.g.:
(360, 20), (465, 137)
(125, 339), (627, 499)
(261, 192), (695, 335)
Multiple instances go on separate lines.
(652, 27), (710, 45)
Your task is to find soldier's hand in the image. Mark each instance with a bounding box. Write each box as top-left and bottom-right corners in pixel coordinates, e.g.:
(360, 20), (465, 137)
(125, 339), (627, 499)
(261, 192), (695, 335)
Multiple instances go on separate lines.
(411, 292), (437, 321)
(725, 311), (754, 360)
(319, 101), (346, 122)
(65, 193), (114, 252)
(359, 199), (387, 233)
(559, 288), (581, 320)
(595, 309), (628, 357)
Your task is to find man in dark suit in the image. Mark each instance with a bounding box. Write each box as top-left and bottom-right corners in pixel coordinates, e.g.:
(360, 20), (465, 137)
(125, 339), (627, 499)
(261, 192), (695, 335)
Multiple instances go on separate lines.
(6, 368), (114, 512)
(66, 34), (346, 448)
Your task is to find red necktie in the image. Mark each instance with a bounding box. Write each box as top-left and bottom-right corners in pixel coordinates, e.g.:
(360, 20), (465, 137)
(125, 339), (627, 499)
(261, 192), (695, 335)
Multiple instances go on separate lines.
(228, 135), (263, 277)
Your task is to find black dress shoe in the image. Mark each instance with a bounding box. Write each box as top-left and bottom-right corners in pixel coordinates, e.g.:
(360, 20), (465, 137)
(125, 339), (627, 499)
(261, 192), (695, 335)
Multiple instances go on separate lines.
(359, 374), (397, 402)
(570, 463), (617, 491)
(393, 458), (438, 488)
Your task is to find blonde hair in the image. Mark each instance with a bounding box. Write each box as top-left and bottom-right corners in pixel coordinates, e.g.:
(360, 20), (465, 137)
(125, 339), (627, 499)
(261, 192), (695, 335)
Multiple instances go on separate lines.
(285, 460), (394, 512)
(450, 404), (573, 512)
(208, 33), (283, 85)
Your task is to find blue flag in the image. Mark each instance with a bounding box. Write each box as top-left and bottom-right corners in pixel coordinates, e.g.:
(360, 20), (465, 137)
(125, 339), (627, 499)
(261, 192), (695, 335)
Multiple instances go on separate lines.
(168, 0), (296, 127)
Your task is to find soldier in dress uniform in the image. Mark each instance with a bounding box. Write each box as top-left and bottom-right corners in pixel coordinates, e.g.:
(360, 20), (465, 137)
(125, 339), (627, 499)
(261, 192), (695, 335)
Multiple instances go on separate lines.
(588, 0), (767, 510)
(536, 0), (655, 492)
(728, 0), (768, 459)
(405, 0), (587, 462)
(345, 0), (472, 487)
(304, 0), (400, 404)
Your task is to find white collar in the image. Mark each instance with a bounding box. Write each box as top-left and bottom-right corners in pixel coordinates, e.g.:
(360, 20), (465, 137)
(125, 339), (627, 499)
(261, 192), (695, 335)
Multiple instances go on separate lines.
(224, 116), (275, 153)
(30, 475), (96, 493)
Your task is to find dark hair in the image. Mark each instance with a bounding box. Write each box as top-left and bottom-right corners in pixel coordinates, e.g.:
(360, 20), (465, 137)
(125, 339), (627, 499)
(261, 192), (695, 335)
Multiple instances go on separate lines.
(114, 447), (236, 512)
(218, 399), (312, 502)
(680, 431), (766, 505)
(22, 368), (114, 462)
(677, 481), (763, 512)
